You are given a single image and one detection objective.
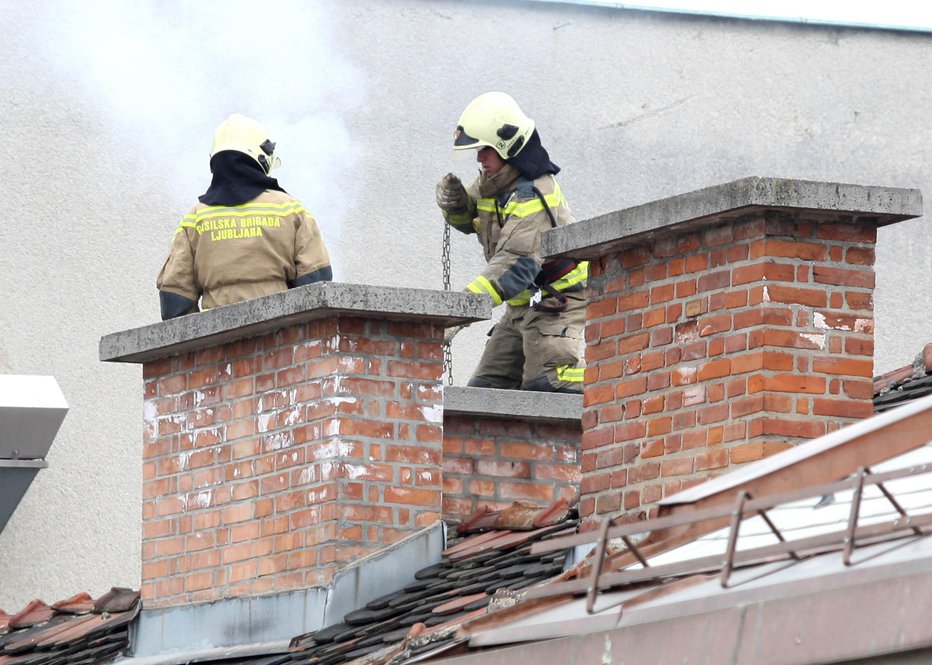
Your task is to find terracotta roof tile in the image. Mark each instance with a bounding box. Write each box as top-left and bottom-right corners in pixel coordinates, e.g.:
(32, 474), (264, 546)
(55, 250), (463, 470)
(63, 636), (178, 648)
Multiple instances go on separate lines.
(493, 501), (544, 530)
(440, 530), (503, 557)
(93, 587), (139, 614)
(0, 589), (139, 665)
(458, 499), (573, 534)
(284, 500), (578, 664)
(874, 342), (932, 412)
(458, 505), (499, 532)
(7, 600), (53, 630)
(533, 498), (571, 528)
(51, 592), (95, 615)
(433, 593), (487, 615)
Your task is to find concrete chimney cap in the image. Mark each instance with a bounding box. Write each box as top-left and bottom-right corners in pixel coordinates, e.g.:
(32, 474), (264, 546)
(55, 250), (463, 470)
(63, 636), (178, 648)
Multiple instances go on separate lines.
(100, 282), (491, 364)
(543, 176), (923, 260)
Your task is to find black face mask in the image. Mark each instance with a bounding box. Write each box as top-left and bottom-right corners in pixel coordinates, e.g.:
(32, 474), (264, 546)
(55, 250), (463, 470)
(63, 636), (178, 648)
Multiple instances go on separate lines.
(198, 151), (287, 207)
(507, 130), (560, 180)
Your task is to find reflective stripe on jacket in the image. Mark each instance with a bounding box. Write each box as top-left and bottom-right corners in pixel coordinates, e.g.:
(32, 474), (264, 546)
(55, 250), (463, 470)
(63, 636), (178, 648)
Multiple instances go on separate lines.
(444, 173), (587, 306)
(157, 190), (331, 309)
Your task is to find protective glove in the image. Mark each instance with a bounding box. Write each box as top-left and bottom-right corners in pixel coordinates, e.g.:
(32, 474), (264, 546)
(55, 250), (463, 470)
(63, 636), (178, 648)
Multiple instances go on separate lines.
(435, 173), (468, 213)
(443, 324), (466, 345)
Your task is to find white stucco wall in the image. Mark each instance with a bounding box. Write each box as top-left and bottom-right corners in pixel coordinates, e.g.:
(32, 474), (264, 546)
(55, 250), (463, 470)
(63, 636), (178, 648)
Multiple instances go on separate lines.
(1, 0), (929, 610)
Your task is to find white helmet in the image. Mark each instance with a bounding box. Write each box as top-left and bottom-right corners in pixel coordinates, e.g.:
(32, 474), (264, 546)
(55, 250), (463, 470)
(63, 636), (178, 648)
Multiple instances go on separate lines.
(453, 92), (535, 160)
(210, 113), (280, 173)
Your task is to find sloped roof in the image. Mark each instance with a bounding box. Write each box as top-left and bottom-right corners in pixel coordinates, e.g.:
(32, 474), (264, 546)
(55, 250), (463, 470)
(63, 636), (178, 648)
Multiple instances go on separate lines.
(107, 501), (576, 665)
(14, 347), (932, 664)
(431, 393), (932, 664)
(0, 588), (139, 665)
(283, 500), (576, 665)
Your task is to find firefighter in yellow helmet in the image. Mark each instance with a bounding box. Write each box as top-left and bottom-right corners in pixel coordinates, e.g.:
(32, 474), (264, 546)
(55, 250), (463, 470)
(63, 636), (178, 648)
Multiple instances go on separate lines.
(436, 92), (588, 393)
(156, 113), (332, 320)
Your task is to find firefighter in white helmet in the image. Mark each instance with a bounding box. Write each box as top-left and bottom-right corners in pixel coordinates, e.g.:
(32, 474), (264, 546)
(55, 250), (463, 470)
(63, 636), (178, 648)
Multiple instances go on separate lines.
(157, 113), (332, 319)
(436, 92), (588, 393)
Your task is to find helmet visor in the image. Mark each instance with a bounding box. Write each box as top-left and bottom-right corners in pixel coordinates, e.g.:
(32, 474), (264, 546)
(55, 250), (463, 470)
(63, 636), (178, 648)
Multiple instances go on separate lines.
(453, 125), (484, 150)
(453, 124), (491, 161)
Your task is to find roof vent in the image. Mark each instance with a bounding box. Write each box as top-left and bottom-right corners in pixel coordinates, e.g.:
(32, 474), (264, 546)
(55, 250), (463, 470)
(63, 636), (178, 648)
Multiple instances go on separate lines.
(0, 375), (68, 532)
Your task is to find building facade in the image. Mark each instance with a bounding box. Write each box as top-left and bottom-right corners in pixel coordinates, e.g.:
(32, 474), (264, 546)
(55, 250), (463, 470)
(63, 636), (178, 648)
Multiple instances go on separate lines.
(1, 0), (930, 609)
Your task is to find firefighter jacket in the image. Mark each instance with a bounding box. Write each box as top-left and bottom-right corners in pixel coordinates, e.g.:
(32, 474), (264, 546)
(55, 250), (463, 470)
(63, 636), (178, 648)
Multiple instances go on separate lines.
(157, 190), (331, 310)
(442, 165), (588, 308)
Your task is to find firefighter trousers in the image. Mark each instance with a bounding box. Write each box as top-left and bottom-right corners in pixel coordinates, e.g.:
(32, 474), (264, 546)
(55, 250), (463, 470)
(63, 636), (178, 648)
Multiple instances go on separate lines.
(467, 290), (586, 393)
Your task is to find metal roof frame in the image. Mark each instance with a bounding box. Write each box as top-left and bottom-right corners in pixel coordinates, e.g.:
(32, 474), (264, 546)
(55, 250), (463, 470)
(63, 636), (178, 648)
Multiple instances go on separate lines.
(527, 463), (932, 605)
(445, 395), (932, 654)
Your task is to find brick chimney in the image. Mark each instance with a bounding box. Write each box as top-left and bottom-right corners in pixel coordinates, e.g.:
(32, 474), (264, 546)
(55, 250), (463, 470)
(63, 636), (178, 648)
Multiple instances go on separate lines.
(542, 177), (921, 523)
(100, 283), (488, 609)
(441, 386), (582, 523)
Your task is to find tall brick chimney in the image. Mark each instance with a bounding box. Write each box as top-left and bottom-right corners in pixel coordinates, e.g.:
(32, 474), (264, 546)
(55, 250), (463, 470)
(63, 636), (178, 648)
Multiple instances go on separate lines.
(100, 283), (487, 610)
(542, 177), (921, 523)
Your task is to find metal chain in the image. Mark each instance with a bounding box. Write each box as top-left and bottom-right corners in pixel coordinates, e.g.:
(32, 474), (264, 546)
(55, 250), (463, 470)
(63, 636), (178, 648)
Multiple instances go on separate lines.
(442, 222), (453, 385)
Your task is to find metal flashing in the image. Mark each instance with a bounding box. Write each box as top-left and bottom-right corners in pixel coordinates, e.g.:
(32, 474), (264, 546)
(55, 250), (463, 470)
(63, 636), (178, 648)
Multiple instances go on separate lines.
(130, 522), (445, 657)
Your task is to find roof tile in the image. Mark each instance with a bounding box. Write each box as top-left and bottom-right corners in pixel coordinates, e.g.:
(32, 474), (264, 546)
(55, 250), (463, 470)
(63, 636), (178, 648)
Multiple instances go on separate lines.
(282, 500), (578, 664)
(433, 593), (488, 616)
(0, 589), (138, 665)
(51, 592), (95, 615)
(7, 600), (52, 631)
(92, 587), (139, 614)
(873, 342), (932, 412)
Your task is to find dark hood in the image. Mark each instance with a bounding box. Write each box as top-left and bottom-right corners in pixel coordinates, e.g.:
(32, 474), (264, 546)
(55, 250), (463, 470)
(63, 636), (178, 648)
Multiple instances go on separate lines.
(507, 130), (560, 180)
(198, 151), (286, 207)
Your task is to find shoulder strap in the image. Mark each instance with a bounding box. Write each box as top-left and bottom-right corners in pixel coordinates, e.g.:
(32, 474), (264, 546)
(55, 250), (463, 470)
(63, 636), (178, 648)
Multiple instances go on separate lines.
(514, 176), (535, 200)
(532, 181), (558, 229)
(515, 176), (559, 229)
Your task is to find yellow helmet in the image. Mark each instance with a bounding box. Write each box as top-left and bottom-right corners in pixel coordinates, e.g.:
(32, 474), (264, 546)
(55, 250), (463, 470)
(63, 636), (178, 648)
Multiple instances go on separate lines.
(210, 113), (280, 173)
(453, 92), (535, 160)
